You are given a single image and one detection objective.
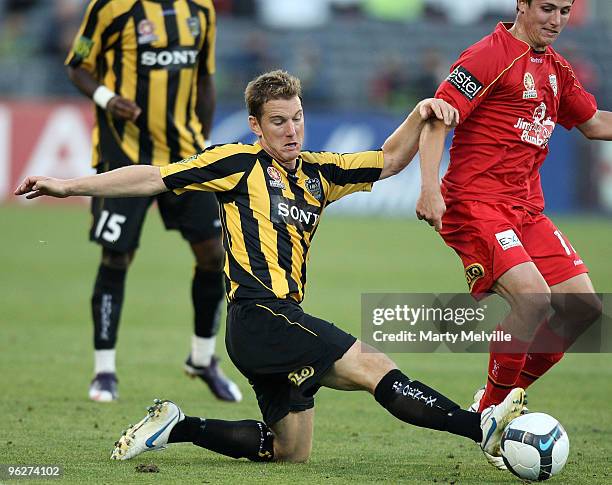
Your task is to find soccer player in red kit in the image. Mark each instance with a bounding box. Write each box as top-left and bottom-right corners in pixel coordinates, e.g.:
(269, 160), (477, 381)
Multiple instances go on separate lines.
(416, 0), (612, 468)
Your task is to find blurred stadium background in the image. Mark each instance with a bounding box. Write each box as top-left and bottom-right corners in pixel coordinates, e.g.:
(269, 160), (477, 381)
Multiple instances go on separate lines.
(2, 0), (612, 214)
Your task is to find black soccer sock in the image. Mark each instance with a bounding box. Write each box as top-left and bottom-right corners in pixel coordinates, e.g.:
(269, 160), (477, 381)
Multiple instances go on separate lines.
(374, 369), (482, 442)
(192, 268), (224, 338)
(91, 264), (126, 349)
(168, 416), (274, 462)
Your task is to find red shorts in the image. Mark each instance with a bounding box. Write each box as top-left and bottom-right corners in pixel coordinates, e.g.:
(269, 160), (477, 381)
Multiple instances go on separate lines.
(440, 201), (588, 297)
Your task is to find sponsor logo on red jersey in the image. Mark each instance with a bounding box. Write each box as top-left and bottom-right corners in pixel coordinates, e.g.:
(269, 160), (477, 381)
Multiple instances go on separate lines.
(513, 102), (556, 148)
(447, 66), (484, 101)
(495, 229), (523, 251)
(465, 263), (485, 292)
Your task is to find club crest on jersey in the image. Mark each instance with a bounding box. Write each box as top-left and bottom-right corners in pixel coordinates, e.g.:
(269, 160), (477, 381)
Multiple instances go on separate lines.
(186, 17), (200, 37)
(137, 19), (158, 45)
(305, 178), (322, 200)
(514, 102), (556, 148)
(267, 166), (285, 189)
(549, 74), (558, 97)
(465, 263), (485, 292)
(523, 72), (537, 99)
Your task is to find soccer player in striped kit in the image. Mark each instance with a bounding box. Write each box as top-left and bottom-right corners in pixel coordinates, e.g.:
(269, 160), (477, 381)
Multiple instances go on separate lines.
(66, 0), (241, 403)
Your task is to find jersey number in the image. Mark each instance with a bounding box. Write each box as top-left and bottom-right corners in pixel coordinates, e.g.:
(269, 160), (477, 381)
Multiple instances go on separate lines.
(553, 230), (575, 256)
(95, 210), (127, 243)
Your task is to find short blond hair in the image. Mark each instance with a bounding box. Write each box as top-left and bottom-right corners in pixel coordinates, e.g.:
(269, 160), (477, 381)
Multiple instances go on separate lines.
(244, 70), (302, 120)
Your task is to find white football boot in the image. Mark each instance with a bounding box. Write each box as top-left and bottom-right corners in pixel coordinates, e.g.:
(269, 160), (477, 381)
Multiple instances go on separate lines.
(111, 399), (184, 461)
(469, 387), (507, 469)
(480, 388), (525, 470)
(468, 387), (485, 413)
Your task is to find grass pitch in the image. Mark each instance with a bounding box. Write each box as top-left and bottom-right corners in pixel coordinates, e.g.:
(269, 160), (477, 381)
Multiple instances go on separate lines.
(0, 204), (610, 484)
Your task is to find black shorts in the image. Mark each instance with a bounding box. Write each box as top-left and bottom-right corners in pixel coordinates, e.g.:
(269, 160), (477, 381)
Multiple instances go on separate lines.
(89, 167), (221, 252)
(225, 299), (356, 426)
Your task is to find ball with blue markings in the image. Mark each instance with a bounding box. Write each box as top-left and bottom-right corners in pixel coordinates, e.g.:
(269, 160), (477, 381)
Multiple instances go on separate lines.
(501, 412), (569, 481)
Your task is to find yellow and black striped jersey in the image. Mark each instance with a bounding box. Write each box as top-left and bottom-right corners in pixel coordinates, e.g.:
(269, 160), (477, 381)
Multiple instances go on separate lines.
(160, 143), (384, 302)
(66, 0), (216, 168)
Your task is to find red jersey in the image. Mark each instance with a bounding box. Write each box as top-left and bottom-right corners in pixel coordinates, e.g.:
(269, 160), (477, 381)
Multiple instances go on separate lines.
(435, 22), (597, 213)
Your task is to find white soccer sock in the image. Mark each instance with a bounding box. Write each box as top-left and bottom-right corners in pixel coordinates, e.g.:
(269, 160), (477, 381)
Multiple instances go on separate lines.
(94, 349), (116, 374)
(191, 335), (216, 367)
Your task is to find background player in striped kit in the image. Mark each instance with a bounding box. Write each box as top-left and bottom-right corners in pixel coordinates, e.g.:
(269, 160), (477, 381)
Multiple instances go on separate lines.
(65, 0), (241, 403)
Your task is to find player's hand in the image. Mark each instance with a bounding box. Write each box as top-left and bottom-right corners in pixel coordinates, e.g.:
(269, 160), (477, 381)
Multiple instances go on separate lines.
(14, 176), (69, 199)
(107, 96), (141, 121)
(417, 98), (459, 127)
(415, 186), (446, 232)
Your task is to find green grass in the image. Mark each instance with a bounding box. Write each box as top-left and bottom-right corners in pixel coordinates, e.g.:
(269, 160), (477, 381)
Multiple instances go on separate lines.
(0, 204), (611, 484)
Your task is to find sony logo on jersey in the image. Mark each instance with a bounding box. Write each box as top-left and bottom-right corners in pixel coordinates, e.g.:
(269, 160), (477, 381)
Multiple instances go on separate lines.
(278, 202), (319, 226)
(271, 195), (320, 233)
(141, 49), (198, 67)
(447, 65), (483, 101)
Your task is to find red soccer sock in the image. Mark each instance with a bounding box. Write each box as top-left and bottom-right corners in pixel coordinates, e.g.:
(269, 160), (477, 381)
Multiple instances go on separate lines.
(515, 352), (564, 389)
(478, 326), (532, 412)
(515, 319), (569, 389)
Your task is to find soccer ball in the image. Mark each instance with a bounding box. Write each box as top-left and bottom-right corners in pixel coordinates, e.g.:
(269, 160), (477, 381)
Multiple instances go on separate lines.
(501, 413), (569, 481)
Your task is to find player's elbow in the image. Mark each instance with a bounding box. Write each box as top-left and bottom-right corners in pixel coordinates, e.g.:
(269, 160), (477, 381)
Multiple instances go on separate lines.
(380, 155), (408, 179)
(581, 128), (598, 141)
(577, 113), (606, 141)
(147, 171), (168, 196)
(381, 145), (417, 179)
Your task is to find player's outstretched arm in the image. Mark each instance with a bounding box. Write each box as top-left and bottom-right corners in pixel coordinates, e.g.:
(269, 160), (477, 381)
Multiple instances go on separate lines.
(380, 98), (458, 180)
(415, 118), (450, 232)
(14, 165), (167, 200)
(577, 110), (612, 141)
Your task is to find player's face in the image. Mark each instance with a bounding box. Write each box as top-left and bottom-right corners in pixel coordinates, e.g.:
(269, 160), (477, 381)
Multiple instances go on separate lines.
(519, 0), (573, 49)
(249, 96), (304, 168)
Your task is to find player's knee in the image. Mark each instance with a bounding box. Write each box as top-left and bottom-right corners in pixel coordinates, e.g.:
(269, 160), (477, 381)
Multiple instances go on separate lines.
(101, 249), (133, 269)
(531, 292), (553, 320)
(513, 291), (552, 322)
(573, 293), (602, 325)
(197, 253), (224, 272)
(192, 239), (224, 271)
(556, 292), (602, 328)
(353, 342), (397, 392)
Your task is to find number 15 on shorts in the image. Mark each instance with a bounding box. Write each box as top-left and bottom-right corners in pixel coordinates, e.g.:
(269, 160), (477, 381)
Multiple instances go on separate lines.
(94, 210), (127, 243)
